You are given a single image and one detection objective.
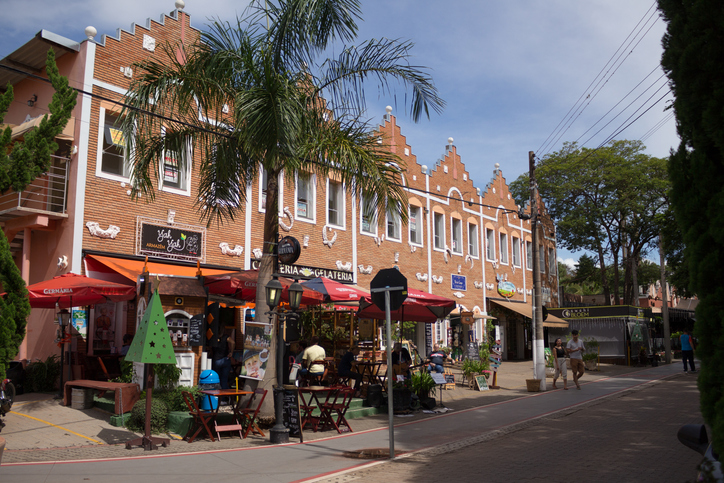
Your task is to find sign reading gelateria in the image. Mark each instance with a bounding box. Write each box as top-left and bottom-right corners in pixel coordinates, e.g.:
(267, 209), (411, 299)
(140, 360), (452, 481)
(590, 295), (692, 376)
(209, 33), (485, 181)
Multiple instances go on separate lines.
(278, 263), (354, 283)
(138, 219), (205, 262)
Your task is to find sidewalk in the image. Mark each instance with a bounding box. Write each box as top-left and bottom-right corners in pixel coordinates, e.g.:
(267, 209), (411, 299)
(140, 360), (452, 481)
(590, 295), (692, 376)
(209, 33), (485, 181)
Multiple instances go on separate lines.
(0, 360), (655, 464)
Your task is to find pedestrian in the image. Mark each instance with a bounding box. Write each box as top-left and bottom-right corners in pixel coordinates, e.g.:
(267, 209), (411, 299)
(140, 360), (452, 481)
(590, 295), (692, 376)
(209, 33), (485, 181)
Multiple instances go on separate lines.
(566, 330), (585, 389)
(680, 329), (697, 373)
(211, 329), (235, 390)
(551, 338), (568, 390)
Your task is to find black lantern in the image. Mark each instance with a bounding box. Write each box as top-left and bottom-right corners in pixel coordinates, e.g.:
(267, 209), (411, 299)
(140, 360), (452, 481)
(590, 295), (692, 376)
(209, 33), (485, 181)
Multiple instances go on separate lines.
(288, 280), (303, 311)
(265, 277), (283, 309)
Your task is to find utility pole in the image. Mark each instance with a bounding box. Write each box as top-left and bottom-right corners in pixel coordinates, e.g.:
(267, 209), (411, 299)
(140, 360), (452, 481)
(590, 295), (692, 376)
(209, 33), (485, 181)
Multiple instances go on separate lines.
(659, 233), (672, 364)
(529, 151), (546, 390)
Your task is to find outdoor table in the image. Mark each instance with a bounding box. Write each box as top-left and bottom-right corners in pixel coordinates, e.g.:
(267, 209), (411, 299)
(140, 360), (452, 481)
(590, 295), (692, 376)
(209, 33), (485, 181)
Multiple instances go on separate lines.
(356, 361), (384, 386)
(199, 389), (253, 438)
(298, 386), (338, 432)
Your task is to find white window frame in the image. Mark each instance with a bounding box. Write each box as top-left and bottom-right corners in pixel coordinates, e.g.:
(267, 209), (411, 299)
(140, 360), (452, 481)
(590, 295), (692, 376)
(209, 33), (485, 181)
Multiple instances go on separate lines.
(549, 247), (557, 275)
(526, 240), (533, 271)
(467, 223), (479, 258)
(408, 205), (423, 246)
(433, 212), (445, 250)
(295, 171), (316, 223)
(326, 179), (345, 229)
(258, 165), (268, 212)
(499, 232), (509, 265)
(386, 208), (401, 242)
(451, 218), (463, 255)
(539, 245), (546, 273)
(360, 195), (378, 236)
(512, 236), (521, 267)
(159, 127), (191, 195)
(486, 228), (496, 261)
(96, 107), (131, 181)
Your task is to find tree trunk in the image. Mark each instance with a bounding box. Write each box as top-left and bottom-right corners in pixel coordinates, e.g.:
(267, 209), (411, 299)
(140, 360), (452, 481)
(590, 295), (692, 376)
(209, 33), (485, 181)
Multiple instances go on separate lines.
(597, 247), (611, 305)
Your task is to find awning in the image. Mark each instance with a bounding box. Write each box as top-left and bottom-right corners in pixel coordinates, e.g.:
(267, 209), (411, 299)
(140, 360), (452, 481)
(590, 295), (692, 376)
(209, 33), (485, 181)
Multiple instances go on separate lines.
(4, 115), (75, 141)
(490, 299), (569, 328)
(85, 254), (237, 285)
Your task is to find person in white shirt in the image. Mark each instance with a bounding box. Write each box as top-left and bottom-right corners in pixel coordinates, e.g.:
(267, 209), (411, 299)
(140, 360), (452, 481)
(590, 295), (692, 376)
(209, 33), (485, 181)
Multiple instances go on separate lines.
(566, 330), (585, 389)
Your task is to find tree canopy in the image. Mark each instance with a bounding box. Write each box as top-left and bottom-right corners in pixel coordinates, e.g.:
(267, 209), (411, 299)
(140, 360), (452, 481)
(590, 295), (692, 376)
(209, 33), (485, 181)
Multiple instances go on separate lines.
(0, 50), (76, 380)
(121, 0), (444, 414)
(510, 140), (669, 305)
(659, 0), (724, 454)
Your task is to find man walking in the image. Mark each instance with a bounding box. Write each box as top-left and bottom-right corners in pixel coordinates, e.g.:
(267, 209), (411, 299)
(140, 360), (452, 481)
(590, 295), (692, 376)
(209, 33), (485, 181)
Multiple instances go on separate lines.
(566, 330), (585, 389)
(680, 329), (697, 373)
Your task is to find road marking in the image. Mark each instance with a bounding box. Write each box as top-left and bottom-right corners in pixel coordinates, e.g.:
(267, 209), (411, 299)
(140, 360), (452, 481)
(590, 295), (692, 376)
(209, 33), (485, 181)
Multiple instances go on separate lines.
(9, 411), (103, 444)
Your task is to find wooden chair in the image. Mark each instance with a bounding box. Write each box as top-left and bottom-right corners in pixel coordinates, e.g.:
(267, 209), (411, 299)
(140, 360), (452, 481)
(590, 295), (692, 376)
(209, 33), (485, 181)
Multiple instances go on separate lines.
(306, 360), (328, 386)
(182, 391), (217, 443)
(239, 388), (267, 438)
(320, 386), (354, 433)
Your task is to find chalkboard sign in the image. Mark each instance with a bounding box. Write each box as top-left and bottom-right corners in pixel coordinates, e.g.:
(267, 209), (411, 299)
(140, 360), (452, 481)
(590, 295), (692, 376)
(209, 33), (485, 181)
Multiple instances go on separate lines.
(188, 314), (204, 347)
(466, 342), (480, 361)
(282, 385), (303, 441)
(444, 373), (455, 384)
(474, 375), (489, 391)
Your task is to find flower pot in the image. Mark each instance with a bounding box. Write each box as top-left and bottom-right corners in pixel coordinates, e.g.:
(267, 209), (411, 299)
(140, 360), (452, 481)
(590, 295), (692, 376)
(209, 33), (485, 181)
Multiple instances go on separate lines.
(526, 379), (541, 392)
(584, 359), (598, 371)
(545, 367), (555, 378)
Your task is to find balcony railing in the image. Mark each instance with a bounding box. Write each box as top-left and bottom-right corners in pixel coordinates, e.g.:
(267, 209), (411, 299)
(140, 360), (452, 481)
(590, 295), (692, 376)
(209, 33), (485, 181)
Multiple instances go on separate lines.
(0, 154), (69, 217)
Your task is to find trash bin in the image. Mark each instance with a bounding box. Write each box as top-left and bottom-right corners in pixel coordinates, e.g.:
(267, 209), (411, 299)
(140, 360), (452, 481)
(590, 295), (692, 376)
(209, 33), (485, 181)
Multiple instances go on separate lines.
(366, 384), (382, 408)
(198, 370), (221, 410)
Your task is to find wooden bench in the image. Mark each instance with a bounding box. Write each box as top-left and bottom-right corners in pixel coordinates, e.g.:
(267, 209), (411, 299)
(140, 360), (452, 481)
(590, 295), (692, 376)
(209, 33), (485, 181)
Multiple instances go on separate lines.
(64, 380), (141, 415)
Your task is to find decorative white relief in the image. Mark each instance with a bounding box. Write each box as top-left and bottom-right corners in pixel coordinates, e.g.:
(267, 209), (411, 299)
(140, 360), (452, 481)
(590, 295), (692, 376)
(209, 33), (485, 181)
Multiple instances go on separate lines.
(526, 289), (532, 296)
(452, 291), (465, 299)
(57, 255), (68, 270)
(303, 235), (309, 248)
(463, 174), (468, 181)
(219, 242), (243, 257)
(465, 254), (474, 269)
(457, 264), (462, 274)
(222, 103), (229, 114)
(486, 283), (495, 291)
(432, 275), (443, 284)
(373, 234), (385, 246)
(322, 225), (338, 248)
(336, 260), (352, 271)
(490, 260), (499, 270)
(416, 272), (428, 282)
(444, 166), (448, 173)
(252, 248), (263, 260)
(443, 245), (452, 263)
(120, 66), (133, 78)
(279, 207), (294, 232)
(436, 185), (441, 191)
(473, 281), (483, 289)
(358, 265), (373, 275)
(394, 252), (400, 263)
(517, 288), (524, 294)
(410, 244), (417, 253)
(143, 34), (156, 52)
(86, 221), (121, 239)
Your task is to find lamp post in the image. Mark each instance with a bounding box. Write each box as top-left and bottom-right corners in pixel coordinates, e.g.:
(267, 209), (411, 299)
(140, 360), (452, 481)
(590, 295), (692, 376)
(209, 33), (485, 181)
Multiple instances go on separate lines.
(266, 277), (303, 444)
(55, 303), (71, 400)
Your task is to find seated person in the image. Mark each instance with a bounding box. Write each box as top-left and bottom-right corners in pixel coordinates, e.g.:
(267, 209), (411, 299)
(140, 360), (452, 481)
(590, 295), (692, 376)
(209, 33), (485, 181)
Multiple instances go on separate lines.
(301, 335), (326, 378)
(337, 346), (363, 396)
(119, 334), (133, 356)
(294, 340), (308, 365)
(427, 345), (446, 374)
(391, 342), (413, 379)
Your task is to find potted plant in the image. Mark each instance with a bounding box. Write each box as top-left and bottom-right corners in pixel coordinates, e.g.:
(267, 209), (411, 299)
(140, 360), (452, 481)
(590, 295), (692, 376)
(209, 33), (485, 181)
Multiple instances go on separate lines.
(582, 337), (599, 371)
(391, 378), (412, 412)
(410, 371), (437, 400)
(544, 348), (555, 378)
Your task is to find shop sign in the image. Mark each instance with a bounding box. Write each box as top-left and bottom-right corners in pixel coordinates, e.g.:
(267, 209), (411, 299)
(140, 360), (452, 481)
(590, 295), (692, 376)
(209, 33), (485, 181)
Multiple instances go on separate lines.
(497, 280), (516, 298)
(139, 220), (203, 262)
(278, 263), (354, 283)
(277, 236), (301, 265)
(451, 274), (466, 291)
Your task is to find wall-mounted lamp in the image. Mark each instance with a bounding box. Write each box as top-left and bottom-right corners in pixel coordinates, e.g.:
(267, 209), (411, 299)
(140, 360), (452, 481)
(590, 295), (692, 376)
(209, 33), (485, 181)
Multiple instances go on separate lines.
(423, 207), (429, 215)
(27, 94), (37, 107)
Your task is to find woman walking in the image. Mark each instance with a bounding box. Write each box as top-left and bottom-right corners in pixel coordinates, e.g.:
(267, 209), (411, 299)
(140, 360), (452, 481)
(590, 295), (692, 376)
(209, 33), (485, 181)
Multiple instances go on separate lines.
(552, 338), (568, 390)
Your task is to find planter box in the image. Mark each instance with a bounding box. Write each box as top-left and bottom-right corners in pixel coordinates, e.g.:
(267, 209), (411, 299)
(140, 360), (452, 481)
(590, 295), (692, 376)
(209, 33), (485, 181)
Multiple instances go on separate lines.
(526, 379), (541, 392)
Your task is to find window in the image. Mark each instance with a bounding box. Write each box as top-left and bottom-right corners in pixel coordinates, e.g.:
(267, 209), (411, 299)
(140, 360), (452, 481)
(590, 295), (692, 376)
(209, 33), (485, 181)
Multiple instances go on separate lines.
(296, 172), (315, 221)
(360, 195), (377, 235)
(526, 241), (533, 270)
(159, 128), (189, 193)
(433, 212), (445, 250)
(549, 247), (556, 275)
(486, 229), (495, 260)
(386, 208), (401, 240)
(260, 166), (268, 211)
(98, 110), (129, 178)
(468, 223), (479, 258)
(451, 218), (462, 254)
(512, 237), (521, 267)
(327, 180), (344, 227)
(499, 233), (509, 264)
(539, 245), (546, 273)
(409, 206), (423, 245)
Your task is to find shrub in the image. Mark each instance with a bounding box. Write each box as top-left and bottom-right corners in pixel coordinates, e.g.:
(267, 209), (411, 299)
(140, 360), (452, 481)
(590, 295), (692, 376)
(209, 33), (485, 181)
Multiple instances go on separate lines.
(154, 363), (182, 391)
(127, 398), (169, 434)
(25, 355), (61, 392)
(156, 386), (201, 412)
(410, 371), (436, 398)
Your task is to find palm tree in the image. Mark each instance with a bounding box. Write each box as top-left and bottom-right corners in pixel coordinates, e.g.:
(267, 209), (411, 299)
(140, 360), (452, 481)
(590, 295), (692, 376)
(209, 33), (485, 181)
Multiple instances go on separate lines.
(120, 0), (444, 413)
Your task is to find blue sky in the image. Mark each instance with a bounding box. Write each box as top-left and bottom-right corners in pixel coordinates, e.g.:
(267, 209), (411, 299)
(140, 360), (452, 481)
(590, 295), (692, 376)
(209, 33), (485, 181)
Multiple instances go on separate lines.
(0, 0), (676, 269)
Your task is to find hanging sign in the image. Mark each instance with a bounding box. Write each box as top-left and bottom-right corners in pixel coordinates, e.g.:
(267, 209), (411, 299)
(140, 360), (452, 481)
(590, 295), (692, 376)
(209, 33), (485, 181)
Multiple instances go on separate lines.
(139, 220), (203, 261)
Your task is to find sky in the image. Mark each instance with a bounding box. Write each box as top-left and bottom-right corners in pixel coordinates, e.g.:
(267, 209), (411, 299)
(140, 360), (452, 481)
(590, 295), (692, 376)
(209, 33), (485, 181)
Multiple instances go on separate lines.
(0, 0), (677, 269)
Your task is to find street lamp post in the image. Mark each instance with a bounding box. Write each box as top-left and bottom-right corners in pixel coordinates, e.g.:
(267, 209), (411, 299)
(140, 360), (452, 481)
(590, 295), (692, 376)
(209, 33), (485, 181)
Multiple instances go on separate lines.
(266, 277), (303, 444)
(55, 303), (71, 400)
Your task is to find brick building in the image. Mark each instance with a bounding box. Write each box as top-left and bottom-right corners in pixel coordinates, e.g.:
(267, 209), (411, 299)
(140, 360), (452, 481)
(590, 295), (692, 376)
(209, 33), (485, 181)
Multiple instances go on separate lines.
(0, 4), (561, 384)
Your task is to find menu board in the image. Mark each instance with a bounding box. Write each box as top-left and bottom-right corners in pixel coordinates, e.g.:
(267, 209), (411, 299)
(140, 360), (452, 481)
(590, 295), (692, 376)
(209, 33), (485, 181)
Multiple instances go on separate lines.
(188, 314), (204, 347)
(282, 386), (303, 441)
(466, 341), (480, 361)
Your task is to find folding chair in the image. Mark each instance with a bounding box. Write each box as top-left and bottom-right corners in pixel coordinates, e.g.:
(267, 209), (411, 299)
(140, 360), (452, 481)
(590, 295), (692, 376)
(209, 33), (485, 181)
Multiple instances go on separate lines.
(182, 391), (217, 443)
(239, 388), (267, 438)
(320, 386), (354, 433)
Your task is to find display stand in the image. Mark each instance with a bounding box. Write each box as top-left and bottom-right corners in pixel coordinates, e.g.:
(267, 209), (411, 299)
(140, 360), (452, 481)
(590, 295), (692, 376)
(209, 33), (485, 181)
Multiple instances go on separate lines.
(430, 372), (447, 408)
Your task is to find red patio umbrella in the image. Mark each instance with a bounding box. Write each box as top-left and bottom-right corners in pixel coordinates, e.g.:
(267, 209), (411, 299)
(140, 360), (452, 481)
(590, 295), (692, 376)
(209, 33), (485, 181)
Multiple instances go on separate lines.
(300, 277), (369, 304)
(204, 271), (324, 305)
(357, 287), (456, 323)
(26, 273), (136, 309)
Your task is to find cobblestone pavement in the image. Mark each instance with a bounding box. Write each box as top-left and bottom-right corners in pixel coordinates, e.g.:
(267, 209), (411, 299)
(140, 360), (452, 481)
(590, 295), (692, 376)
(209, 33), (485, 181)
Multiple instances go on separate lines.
(309, 373), (704, 483)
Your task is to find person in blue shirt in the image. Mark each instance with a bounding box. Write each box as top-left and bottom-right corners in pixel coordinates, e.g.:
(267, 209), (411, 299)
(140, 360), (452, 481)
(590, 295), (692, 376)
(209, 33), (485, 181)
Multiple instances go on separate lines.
(680, 329), (697, 373)
(337, 346), (363, 396)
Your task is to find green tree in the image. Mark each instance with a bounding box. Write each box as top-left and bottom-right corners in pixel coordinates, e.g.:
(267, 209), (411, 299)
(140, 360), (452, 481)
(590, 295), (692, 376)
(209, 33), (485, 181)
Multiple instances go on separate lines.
(659, 0), (724, 454)
(0, 50), (77, 381)
(120, 0), (443, 414)
(510, 141), (669, 306)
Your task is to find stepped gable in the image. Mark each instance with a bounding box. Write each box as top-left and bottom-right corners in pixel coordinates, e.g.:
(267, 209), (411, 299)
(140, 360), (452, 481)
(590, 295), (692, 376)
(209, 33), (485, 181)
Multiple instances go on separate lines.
(92, 6), (199, 48)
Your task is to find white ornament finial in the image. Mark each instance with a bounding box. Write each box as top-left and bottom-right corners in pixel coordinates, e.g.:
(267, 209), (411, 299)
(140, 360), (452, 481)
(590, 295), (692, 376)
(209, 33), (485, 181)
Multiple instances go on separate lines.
(448, 137), (454, 145)
(85, 26), (97, 40)
(175, 0), (185, 10)
(386, 106), (392, 115)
